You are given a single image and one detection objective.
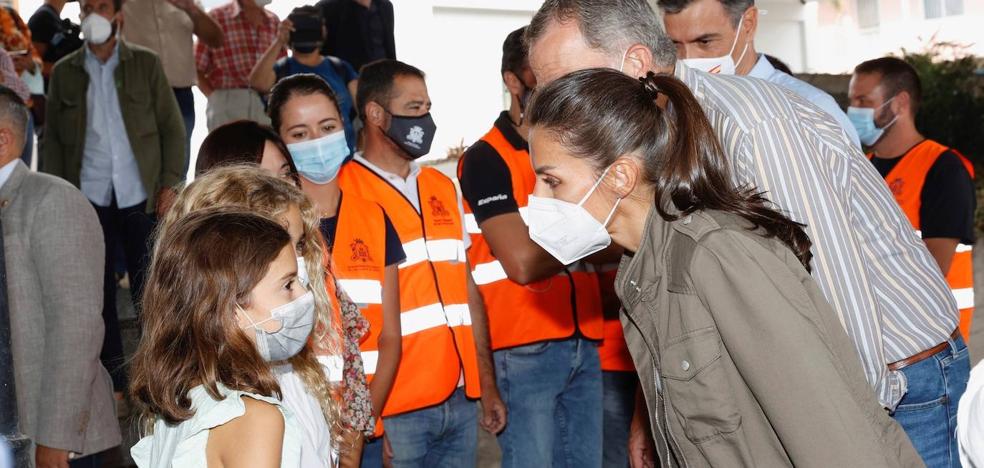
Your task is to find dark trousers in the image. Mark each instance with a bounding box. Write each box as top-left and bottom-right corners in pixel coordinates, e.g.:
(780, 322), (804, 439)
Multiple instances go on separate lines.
(173, 86), (195, 173)
(92, 197), (155, 392)
(68, 452), (101, 468)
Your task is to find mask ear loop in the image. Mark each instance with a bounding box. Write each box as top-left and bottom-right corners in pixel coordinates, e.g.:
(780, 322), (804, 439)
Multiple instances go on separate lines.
(237, 305), (279, 330)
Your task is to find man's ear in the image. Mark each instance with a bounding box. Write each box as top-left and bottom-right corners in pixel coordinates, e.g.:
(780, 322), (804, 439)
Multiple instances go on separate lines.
(502, 70), (524, 98)
(893, 90), (913, 119)
(365, 101), (386, 127)
(622, 43), (654, 79)
(0, 128), (14, 160)
(744, 7), (758, 40)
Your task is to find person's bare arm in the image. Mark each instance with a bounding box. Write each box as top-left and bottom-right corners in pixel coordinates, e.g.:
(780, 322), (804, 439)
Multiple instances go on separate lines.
(479, 212), (564, 285)
(167, 0), (224, 48)
(196, 70), (214, 97)
(368, 264), (401, 419)
(249, 20), (290, 94)
(924, 238), (960, 276)
(466, 261), (506, 433)
(207, 397), (285, 468)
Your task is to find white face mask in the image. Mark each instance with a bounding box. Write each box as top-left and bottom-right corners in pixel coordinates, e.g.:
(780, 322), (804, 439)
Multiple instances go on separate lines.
(296, 256), (310, 288)
(81, 13), (114, 45)
(680, 14), (749, 75)
(528, 166), (622, 265)
(238, 291), (315, 362)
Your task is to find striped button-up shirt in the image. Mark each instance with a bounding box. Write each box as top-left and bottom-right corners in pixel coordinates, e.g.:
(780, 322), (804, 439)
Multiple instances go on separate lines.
(674, 63), (958, 409)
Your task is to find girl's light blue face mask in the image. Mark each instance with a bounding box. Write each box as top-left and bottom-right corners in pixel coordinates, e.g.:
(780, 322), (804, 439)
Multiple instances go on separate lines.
(287, 130), (350, 184)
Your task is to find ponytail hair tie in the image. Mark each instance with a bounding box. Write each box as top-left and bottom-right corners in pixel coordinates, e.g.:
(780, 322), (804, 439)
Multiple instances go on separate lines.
(639, 71), (661, 100)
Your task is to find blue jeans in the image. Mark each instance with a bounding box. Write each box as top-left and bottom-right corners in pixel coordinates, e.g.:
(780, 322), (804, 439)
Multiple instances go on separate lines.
(173, 87), (195, 173)
(494, 338), (602, 468)
(361, 436), (383, 467)
(382, 387), (477, 468)
(891, 335), (970, 468)
(603, 371), (636, 468)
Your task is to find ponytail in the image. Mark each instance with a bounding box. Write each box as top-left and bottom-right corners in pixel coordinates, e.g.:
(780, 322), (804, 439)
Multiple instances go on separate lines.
(526, 68), (813, 271)
(639, 72), (813, 271)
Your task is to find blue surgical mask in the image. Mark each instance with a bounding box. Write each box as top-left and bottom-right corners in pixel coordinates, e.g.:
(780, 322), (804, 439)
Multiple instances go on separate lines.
(287, 131), (350, 184)
(847, 96), (898, 146)
(238, 291), (316, 362)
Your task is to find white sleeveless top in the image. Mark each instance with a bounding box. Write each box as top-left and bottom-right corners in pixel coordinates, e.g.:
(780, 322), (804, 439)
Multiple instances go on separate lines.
(273, 364), (338, 468)
(131, 384), (302, 468)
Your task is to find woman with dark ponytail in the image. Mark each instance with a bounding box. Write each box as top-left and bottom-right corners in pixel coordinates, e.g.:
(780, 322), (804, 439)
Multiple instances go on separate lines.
(525, 69), (922, 467)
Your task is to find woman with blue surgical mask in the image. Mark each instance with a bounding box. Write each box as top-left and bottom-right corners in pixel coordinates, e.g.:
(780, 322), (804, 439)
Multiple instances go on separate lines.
(525, 68), (923, 467)
(267, 73), (406, 467)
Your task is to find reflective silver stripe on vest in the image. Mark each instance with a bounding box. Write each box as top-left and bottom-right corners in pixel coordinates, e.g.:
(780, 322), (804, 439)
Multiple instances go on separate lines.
(954, 287), (975, 310)
(337, 279), (383, 306)
(400, 302), (449, 335)
(399, 238), (467, 269)
(361, 350), (379, 375)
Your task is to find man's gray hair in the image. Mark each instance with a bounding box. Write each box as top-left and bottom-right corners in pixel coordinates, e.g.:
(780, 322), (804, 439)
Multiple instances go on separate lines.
(0, 87), (29, 150)
(526, 0), (677, 68)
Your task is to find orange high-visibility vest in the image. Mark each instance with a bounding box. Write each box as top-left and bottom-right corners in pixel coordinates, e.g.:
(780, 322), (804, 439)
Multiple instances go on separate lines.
(596, 265), (635, 372)
(339, 160), (481, 416)
(331, 192), (389, 436)
(871, 139), (975, 341)
(456, 124), (604, 351)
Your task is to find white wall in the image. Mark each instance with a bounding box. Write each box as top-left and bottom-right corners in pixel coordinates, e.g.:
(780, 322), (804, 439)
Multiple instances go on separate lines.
(808, 9), (984, 73)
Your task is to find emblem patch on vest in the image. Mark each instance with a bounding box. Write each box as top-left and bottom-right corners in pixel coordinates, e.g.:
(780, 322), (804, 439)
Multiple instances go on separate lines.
(350, 238), (374, 263)
(429, 195), (454, 226)
(889, 178), (904, 197)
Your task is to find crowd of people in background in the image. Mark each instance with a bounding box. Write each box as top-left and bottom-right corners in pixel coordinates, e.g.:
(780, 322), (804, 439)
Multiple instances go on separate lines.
(1, 0), (982, 467)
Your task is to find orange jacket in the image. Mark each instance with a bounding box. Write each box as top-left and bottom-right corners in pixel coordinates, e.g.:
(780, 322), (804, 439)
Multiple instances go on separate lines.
(339, 160), (481, 416)
(596, 265), (635, 372)
(457, 124), (604, 351)
(872, 139), (975, 341)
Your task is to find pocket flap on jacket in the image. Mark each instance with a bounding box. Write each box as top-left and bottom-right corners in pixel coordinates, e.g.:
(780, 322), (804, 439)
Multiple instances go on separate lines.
(661, 327), (722, 381)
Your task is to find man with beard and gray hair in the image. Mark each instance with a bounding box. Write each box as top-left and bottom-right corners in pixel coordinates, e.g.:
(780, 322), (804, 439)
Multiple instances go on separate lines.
(526, 1), (963, 467)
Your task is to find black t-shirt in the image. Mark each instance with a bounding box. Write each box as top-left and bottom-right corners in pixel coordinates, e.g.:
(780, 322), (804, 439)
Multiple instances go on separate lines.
(459, 111), (528, 225)
(319, 194), (406, 266)
(28, 5), (82, 64)
(870, 147), (976, 244)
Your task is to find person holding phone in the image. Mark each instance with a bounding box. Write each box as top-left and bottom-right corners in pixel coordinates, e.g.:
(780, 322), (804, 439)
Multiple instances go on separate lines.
(250, 6), (359, 152)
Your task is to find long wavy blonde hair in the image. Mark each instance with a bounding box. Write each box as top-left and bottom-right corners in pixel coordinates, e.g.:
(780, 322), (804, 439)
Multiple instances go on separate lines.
(156, 164), (344, 439)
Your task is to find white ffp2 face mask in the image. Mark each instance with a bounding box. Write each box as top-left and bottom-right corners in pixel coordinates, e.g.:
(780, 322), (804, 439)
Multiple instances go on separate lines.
(528, 167), (622, 265)
(680, 14), (749, 75)
(81, 13), (114, 45)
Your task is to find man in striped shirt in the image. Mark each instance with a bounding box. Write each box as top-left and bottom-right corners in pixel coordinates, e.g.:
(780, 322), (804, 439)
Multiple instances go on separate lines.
(526, 0), (967, 465)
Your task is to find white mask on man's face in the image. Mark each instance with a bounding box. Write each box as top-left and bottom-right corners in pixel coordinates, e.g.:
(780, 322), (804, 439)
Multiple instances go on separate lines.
(680, 14), (750, 75)
(81, 13), (114, 45)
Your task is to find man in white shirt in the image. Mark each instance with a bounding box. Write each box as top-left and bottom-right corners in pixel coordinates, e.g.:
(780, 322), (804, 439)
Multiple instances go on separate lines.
(658, 0), (861, 147)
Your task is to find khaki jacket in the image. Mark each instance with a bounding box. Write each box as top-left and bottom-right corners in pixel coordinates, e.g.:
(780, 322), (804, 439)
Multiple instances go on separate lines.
(615, 207), (923, 468)
(40, 40), (186, 213)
